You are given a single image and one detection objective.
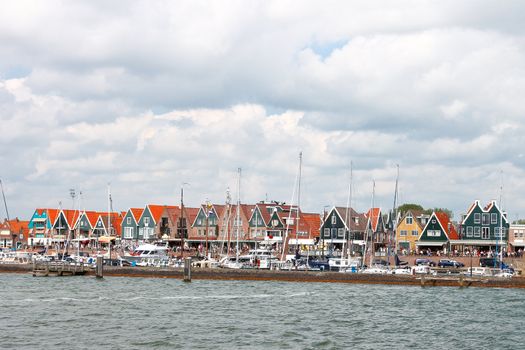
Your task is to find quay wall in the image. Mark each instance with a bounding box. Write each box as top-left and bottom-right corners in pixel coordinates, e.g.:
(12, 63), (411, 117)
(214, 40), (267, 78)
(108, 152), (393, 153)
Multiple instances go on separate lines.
(2, 264), (525, 288)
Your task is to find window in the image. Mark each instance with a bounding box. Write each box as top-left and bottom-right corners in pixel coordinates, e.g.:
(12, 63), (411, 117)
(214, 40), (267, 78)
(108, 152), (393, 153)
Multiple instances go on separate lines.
(331, 215), (337, 225)
(127, 217), (131, 225)
(144, 217), (150, 226)
(491, 213), (497, 224)
(412, 230), (419, 236)
(124, 227), (133, 239)
(474, 227), (480, 237)
(406, 214), (413, 225)
(427, 230), (440, 237)
(482, 213), (489, 225)
(466, 226), (473, 237)
(272, 219), (278, 227)
(481, 227), (490, 239)
(324, 228), (330, 237)
(338, 228), (345, 238)
(331, 228), (337, 238)
(495, 227), (503, 238)
(400, 230), (407, 236)
(474, 213), (481, 224)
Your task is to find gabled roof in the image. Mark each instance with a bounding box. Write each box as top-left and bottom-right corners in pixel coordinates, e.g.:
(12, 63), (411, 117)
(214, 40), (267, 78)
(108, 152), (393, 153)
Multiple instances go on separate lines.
(333, 207), (367, 232)
(434, 211), (459, 240)
(253, 203), (273, 224)
(1, 218), (29, 235)
(84, 211), (100, 228)
(302, 213), (321, 237)
(398, 209), (426, 230)
(366, 208), (382, 232)
(146, 204), (178, 224)
(185, 207), (200, 226)
(129, 208), (144, 223)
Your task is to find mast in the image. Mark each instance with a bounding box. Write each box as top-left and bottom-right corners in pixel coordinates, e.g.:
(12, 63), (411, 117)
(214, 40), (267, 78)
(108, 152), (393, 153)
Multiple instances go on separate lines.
(362, 180), (375, 268)
(295, 152), (302, 251)
(282, 152), (301, 262)
(224, 188), (232, 258)
(343, 161), (353, 266)
(107, 183), (112, 260)
(0, 179), (12, 249)
(498, 171), (504, 269)
(235, 168), (241, 263)
(390, 164), (399, 265)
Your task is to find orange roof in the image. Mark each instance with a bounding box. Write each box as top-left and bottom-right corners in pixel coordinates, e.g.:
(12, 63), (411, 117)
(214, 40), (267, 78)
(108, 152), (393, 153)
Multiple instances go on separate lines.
(435, 211), (459, 240)
(366, 208), (381, 232)
(46, 209), (59, 225)
(61, 209), (81, 228)
(302, 213), (321, 237)
(1, 218), (29, 235)
(130, 208), (144, 222)
(84, 211), (100, 227)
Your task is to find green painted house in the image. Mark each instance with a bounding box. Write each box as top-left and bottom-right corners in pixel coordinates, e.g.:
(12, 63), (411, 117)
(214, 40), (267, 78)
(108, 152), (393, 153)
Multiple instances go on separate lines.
(417, 211), (459, 253)
(121, 208), (143, 240)
(459, 200), (509, 250)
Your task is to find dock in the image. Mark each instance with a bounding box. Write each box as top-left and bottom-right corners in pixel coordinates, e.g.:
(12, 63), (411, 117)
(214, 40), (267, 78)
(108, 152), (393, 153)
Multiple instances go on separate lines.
(32, 261), (87, 277)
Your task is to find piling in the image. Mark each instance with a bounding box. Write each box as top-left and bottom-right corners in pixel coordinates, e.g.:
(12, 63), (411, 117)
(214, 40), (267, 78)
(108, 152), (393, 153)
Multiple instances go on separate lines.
(183, 257), (191, 282)
(96, 255), (103, 278)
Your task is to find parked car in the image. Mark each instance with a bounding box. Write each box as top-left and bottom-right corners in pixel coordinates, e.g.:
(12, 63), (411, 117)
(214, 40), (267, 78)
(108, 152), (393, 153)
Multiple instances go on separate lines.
(415, 258), (436, 267)
(437, 259), (464, 268)
(479, 258), (514, 272)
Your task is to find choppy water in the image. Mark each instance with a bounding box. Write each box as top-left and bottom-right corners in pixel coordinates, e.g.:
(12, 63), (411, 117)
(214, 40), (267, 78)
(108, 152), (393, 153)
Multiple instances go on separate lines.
(0, 273), (524, 349)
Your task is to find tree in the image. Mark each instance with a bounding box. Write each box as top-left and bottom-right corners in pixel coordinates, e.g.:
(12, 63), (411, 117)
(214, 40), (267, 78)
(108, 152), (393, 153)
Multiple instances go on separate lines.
(397, 203), (424, 214)
(513, 219), (525, 225)
(424, 207), (454, 219)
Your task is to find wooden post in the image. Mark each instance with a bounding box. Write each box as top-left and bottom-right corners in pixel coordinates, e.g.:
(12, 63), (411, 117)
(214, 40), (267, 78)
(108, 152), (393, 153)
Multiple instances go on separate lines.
(183, 257), (191, 282)
(96, 255), (103, 278)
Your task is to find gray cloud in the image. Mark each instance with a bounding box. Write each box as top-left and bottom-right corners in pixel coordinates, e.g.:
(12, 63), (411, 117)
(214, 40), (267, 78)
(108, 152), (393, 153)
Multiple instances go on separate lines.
(1, 1), (525, 220)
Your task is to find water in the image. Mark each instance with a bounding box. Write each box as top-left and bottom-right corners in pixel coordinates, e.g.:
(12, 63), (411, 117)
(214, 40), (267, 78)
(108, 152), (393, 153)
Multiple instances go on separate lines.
(0, 273), (524, 349)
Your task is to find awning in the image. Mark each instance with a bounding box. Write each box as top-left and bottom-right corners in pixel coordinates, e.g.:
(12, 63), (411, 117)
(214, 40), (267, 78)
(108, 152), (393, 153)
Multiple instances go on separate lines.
(98, 236), (116, 243)
(449, 240), (506, 246)
(416, 241), (447, 247)
(510, 242), (525, 247)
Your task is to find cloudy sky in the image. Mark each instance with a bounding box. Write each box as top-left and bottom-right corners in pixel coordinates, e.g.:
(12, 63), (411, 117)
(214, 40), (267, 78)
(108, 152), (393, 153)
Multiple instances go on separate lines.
(1, 0), (525, 221)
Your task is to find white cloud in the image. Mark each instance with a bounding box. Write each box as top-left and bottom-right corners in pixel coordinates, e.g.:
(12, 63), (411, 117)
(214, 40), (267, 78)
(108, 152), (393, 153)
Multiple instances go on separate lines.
(1, 1), (525, 220)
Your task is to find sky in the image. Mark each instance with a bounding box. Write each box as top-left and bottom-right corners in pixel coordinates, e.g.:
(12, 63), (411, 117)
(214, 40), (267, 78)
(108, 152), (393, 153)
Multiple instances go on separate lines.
(1, 0), (525, 221)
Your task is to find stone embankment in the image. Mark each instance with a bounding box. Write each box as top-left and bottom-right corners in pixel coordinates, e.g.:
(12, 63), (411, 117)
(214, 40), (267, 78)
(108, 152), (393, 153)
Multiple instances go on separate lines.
(2, 263), (525, 288)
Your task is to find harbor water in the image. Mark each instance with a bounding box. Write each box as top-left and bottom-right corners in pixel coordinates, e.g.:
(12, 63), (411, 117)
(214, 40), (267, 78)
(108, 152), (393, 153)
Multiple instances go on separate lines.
(1, 273), (524, 349)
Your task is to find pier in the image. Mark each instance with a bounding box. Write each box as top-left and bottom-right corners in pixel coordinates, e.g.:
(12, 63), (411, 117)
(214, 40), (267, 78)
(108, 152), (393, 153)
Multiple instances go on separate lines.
(32, 261), (86, 277)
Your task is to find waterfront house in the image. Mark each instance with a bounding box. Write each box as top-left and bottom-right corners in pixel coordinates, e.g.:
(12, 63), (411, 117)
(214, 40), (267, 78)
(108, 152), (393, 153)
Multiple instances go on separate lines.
(136, 204), (177, 241)
(92, 212), (121, 237)
(247, 204), (271, 241)
(73, 211), (99, 240)
(121, 208), (144, 240)
(0, 218), (29, 249)
(417, 211), (459, 254)
(28, 208), (59, 246)
(189, 203), (225, 244)
(366, 208), (388, 256)
(456, 200), (509, 253)
(509, 224), (525, 254)
(51, 209), (81, 243)
(395, 210), (429, 254)
(320, 206), (367, 255)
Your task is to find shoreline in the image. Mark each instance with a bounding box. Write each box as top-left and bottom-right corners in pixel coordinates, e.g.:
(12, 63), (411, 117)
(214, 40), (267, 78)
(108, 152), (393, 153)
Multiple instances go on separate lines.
(2, 264), (525, 288)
